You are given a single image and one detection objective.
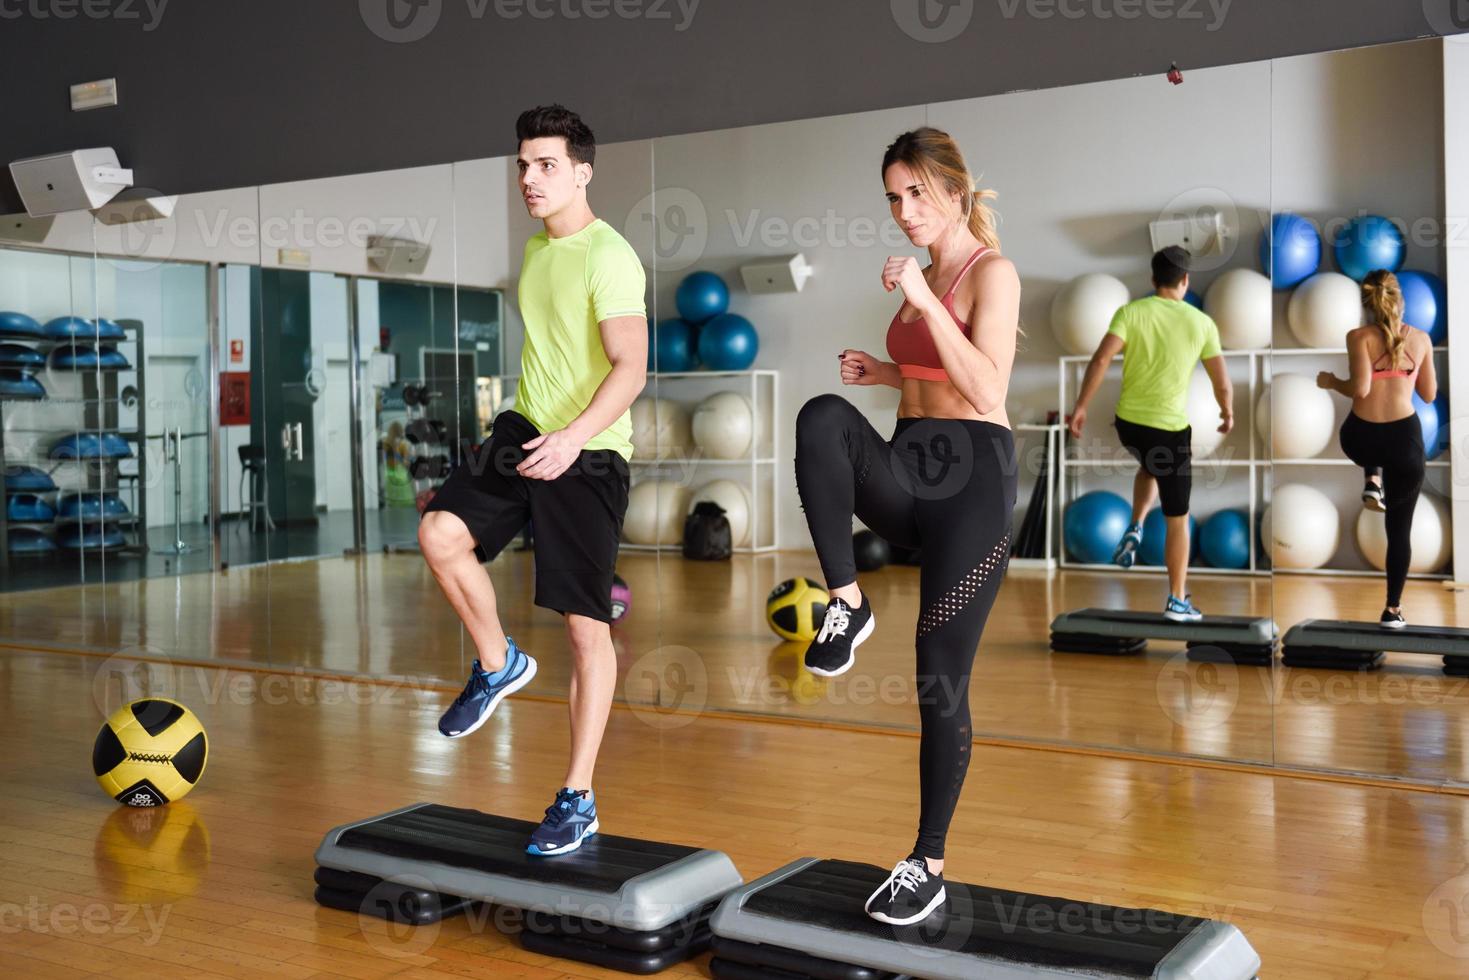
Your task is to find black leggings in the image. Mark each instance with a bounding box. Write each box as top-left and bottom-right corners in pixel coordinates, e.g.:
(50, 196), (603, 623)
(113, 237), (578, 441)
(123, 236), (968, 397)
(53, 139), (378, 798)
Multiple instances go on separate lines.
(1339, 412), (1425, 607)
(794, 394), (1017, 861)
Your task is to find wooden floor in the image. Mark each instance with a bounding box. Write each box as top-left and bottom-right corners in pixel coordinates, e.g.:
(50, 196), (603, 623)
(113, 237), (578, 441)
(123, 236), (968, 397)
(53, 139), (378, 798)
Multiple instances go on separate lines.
(4, 649), (1469, 978)
(3, 551), (1468, 783)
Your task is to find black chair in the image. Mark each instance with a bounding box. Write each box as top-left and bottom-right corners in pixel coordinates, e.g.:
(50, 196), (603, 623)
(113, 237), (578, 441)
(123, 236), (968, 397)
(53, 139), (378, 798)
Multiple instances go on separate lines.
(237, 444), (275, 532)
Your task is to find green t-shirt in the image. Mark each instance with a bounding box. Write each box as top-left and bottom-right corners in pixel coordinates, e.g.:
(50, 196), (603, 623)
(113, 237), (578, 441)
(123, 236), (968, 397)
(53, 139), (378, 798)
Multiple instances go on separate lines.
(514, 218), (647, 460)
(1107, 295), (1223, 432)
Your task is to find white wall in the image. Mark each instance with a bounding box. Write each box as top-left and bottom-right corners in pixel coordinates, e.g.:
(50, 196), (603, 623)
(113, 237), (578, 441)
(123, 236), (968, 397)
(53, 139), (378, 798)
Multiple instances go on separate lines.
(1445, 38), (1469, 583)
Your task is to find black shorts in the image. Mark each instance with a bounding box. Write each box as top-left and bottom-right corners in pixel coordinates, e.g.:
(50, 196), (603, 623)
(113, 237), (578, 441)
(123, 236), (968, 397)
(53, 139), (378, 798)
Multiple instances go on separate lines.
(423, 410), (630, 622)
(1114, 416), (1192, 517)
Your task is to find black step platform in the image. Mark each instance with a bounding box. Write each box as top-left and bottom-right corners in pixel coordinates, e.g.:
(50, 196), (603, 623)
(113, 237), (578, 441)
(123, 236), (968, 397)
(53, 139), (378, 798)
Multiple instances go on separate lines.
(314, 803), (742, 974)
(1050, 609), (1277, 666)
(1281, 618), (1469, 674)
(710, 858), (1260, 979)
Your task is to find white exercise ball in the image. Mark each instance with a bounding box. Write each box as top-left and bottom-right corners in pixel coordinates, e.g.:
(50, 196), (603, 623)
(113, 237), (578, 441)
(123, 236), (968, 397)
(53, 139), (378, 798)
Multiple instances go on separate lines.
(1262, 373), (1337, 458)
(1355, 492), (1452, 574)
(1267, 483), (1340, 569)
(623, 480), (690, 546)
(1204, 269), (1272, 350)
(1287, 272), (1362, 349)
(690, 391), (754, 459)
(688, 479), (752, 547)
(629, 397), (691, 460)
(1050, 273), (1129, 355)
(1185, 369), (1229, 459)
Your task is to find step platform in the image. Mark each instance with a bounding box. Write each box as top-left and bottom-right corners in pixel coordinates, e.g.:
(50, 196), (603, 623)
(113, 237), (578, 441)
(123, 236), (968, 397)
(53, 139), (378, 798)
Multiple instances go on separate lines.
(710, 858), (1260, 980)
(1050, 609), (1277, 666)
(314, 802), (742, 974)
(1281, 619), (1469, 675)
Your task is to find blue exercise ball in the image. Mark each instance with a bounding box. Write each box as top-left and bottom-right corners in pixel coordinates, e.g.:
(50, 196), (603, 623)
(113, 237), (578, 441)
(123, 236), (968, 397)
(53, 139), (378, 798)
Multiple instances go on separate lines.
(1183, 290), (1204, 310)
(1200, 509), (1251, 569)
(1334, 215), (1405, 282)
(675, 272), (730, 325)
(1413, 391), (1439, 459)
(1260, 213), (1322, 290)
(1396, 270), (1446, 345)
(651, 318), (698, 373)
(1139, 508), (1199, 567)
(1064, 491), (1132, 564)
(697, 313), (759, 371)
(1431, 393), (1450, 461)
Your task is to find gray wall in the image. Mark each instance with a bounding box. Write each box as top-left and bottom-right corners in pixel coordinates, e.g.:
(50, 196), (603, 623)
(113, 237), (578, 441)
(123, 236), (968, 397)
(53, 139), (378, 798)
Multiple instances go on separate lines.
(0, 0), (1463, 213)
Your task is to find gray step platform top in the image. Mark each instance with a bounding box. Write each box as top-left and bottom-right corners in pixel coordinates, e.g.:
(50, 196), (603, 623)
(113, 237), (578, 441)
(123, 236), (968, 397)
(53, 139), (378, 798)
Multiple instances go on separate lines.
(711, 858), (1260, 980)
(1282, 618), (1469, 655)
(314, 802), (742, 931)
(1052, 608), (1277, 645)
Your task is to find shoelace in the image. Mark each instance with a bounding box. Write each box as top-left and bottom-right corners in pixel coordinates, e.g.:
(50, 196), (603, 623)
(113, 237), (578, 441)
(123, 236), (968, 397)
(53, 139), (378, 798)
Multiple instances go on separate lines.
(817, 601), (851, 643)
(541, 791), (582, 829)
(888, 860), (928, 899)
(453, 660), (497, 707)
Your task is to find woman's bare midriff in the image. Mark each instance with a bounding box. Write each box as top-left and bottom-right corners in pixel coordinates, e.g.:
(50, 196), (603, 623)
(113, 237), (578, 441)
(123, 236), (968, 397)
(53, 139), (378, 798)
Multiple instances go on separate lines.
(897, 377), (1011, 428)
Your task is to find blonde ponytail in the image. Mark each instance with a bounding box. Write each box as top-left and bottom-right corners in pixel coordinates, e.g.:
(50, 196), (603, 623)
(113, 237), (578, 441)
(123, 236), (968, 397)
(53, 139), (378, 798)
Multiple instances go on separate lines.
(1362, 270), (1406, 370)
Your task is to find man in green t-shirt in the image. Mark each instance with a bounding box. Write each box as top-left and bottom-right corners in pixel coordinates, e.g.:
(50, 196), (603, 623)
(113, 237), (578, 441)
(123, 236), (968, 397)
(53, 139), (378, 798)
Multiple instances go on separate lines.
(1066, 247), (1233, 622)
(419, 105), (647, 856)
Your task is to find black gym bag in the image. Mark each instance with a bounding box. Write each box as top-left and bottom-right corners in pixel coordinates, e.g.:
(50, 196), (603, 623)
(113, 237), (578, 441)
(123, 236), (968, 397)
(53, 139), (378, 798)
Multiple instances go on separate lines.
(683, 501), (732, 560)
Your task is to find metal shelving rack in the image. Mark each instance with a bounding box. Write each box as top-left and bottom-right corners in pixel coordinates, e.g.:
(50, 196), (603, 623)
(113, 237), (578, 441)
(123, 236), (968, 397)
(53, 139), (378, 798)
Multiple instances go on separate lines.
(622, 369), (779, 554)
(0, 318), (148, 558)
(1056, 347), (1269, 576)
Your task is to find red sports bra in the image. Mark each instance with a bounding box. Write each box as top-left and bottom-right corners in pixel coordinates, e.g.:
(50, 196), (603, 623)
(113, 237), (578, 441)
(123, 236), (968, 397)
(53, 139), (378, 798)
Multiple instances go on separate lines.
(1370, 327), (1420, 380)
(885, 246), (991, 383)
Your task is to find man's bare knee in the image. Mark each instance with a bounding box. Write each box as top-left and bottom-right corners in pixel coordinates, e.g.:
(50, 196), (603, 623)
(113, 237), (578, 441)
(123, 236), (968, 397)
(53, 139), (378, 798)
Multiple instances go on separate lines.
(419, 512), (474, 563)
(565, 614), (610, 655)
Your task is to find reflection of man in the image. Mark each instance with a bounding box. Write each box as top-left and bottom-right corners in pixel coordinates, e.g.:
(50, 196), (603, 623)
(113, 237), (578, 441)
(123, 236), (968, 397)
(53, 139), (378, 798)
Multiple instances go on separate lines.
(1066, 247), (1232, 622)
(415, 105), (648, 857)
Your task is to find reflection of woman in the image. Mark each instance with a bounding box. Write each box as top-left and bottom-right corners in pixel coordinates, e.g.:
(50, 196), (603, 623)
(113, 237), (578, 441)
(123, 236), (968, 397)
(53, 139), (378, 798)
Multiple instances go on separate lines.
(1316, 270), (1437, 628)
(380, 421), (416, 507)
(793, 127), (1020, 925)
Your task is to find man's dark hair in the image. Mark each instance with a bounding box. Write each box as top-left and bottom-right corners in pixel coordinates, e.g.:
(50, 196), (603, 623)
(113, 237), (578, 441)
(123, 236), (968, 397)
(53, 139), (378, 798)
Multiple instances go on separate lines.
(515, 104), (596, 167)
(1151, 246), (1191, 289)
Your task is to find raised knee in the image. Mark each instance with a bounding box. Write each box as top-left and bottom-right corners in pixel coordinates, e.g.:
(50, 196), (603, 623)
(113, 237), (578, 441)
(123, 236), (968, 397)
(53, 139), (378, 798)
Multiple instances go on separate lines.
(797, 393), (855, 440)
(418, 512), (472, 562)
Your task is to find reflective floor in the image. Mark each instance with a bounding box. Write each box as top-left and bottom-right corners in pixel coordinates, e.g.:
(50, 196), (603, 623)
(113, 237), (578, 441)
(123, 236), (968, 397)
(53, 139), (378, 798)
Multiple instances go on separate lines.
(3, 649), (1468, 978)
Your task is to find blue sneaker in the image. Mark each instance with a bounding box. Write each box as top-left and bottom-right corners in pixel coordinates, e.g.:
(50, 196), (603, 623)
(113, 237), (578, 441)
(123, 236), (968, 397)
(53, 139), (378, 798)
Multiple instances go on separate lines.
(1164, 593), (1203, 623)
(1113, 524), (1142, 568)
(438, 639), (537, 738)
(527, 788), (599, 857)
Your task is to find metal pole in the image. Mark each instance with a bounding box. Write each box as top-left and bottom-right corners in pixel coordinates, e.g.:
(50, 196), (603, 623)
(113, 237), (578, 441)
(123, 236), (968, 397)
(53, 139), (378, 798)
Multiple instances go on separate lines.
(206, 263), (222, 569)
(344, 277), (367, 555)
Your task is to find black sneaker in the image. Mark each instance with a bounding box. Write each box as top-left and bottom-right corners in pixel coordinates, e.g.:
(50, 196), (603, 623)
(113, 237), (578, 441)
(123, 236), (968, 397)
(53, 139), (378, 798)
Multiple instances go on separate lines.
(865, 857), (946, 926)
(804, 595), (874, 677)
(1380, 608), (1406, 629)
(1362, 482), (1386, 512)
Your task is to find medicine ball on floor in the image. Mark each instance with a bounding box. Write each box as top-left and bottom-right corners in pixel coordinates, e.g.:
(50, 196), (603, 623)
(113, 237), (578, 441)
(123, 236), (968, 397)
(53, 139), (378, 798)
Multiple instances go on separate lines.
(853, 530), (890, 572)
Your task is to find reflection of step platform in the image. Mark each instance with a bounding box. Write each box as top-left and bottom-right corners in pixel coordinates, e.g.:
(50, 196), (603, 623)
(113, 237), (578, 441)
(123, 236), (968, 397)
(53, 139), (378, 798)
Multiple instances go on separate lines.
(1050, 609), (1278, 666)
(709, 858), (1261, 979)
(1281, 619), (1469, 675)
(314, 803), (743, 973)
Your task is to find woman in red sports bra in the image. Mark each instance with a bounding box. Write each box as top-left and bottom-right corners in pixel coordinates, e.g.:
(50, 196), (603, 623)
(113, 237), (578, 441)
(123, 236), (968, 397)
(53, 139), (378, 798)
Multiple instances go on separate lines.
(792, 126), (1021, 926)
(1316, 269), (1438, 628)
